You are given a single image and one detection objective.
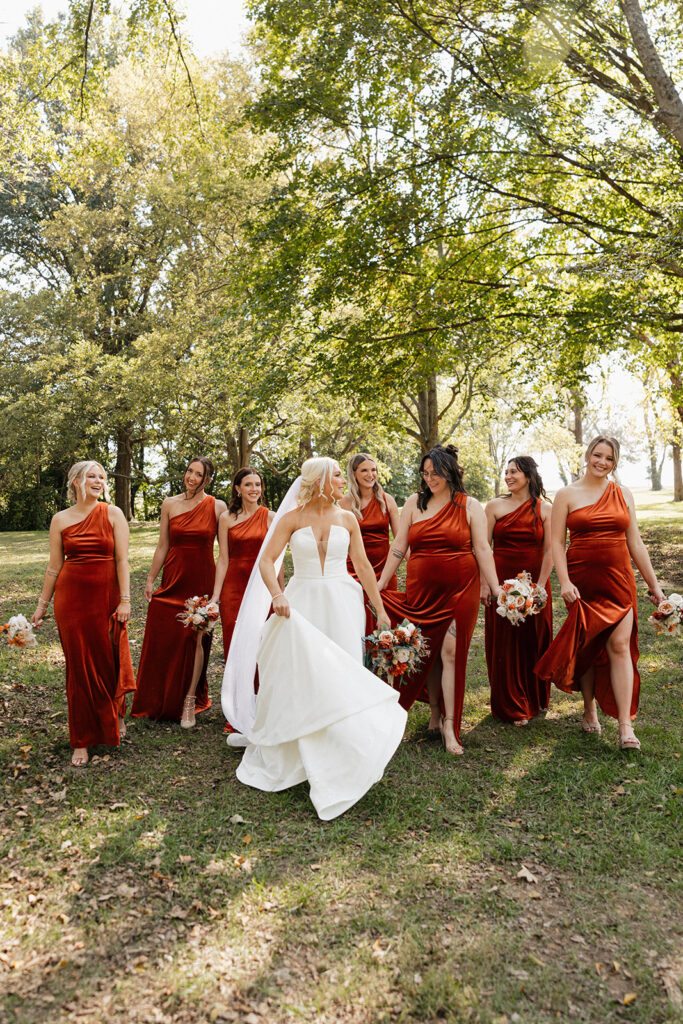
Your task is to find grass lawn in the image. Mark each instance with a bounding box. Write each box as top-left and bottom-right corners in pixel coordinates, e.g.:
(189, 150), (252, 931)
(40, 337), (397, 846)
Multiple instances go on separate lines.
(1, 493), (682, 1024)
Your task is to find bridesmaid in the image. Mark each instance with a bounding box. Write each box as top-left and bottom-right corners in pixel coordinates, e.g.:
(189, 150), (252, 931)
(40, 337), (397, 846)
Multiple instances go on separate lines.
(30, 461), (135, 767)
(482, 456), (553, 726)
(132, 457), (226, 728)
(378, 445), (500, 755)
(535, 436), (665, 750)
(339, 453), (400, 632)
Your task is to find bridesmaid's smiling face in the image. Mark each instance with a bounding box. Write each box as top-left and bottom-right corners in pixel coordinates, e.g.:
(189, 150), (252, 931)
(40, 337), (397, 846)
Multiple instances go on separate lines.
(237, 472), (262, 505)
(420, 458), (447, 497)
(505, 461), (528, 495)
(587, 443), (615, 477)
(184, 461), (207, 496)
(81, 466), (107, 500)
(354, 459), (378, 490)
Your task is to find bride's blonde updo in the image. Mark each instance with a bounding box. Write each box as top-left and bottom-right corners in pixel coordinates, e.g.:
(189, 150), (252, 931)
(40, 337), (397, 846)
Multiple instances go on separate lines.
(66, 461), (110, 504)
(297, 457), (339, 506)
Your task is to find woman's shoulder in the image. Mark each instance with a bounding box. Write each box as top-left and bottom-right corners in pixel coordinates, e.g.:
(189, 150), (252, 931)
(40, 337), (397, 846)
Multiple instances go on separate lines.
(337, 507), (358, 532)
(485, 495), (511, 515)
(106, 503), (127, 525)
(382, 491), (399, 511)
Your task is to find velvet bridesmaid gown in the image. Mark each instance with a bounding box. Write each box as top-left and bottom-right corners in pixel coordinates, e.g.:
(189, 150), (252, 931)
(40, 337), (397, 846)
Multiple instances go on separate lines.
(132, 495), (217, 721)
(54, 502), (135, 748)
(535, 482), (639, 720)
(220, 506), (270, 661)
(346, 494), (397, 634)
(381, 499), (480, 743)
(484, 498), (552, 722)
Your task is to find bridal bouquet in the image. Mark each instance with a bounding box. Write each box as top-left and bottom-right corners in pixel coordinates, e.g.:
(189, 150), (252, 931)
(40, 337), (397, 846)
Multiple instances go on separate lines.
(0, 614), (38, 648)
(177, 595), (220, 633)
(364, 619), (429, 684)
(496, 571), (547, 626)
(648, 593), (683, 636)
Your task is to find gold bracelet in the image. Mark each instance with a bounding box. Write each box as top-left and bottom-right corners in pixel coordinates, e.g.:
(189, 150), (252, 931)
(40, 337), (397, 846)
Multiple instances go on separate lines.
(119, 596), (131, 602)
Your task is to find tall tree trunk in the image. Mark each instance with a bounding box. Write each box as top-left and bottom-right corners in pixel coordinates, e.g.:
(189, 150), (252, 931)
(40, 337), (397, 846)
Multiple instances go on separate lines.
(648, 444), (663, 490)
(114, 425), (132, 520)
(416, 375), (440, 453)
(570, 390), (583, 481)
(673, 442), (683, 501)
(621, 0), (683, 148)
(238, 426), (251, 468)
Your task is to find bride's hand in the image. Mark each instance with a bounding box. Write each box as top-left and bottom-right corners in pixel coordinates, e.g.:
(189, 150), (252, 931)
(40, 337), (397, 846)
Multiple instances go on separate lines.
(272, 594), (290, 618)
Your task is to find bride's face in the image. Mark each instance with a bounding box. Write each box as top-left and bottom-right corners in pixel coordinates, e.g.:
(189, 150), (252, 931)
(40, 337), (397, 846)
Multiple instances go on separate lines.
(325, 463), (346, 501)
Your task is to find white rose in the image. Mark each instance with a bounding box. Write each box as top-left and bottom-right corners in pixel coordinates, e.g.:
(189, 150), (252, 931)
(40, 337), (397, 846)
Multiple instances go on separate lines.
(191, 613), (204, 625)
(378, 630), (394, 643)
(496, 605), (508, 618)
(396, 649), (411, 662)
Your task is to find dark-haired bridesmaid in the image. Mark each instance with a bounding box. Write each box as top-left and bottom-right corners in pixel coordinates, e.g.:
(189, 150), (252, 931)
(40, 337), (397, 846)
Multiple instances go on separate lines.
(339, 453), (400, 633)
(535, 436), (665, 750)
(378, 445), (501, 755)
(30, 461), (135, 767)
(132, 457), (226, 728)
(482, 456), (553, 726)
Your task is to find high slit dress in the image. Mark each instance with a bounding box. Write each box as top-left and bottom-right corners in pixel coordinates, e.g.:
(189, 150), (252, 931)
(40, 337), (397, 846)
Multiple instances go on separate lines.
(220, 506), (270, 662)
(132, 496), (216, 721)
(54, 502), (135, 748)
(535, 482), (639, 720)
(346, 495), (397, 635)
(485, 498), (552, 722)
(380, 499), (480, 743)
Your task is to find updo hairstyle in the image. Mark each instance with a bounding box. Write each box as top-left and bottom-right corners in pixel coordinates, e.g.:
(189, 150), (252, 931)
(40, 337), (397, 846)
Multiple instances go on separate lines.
(346, 453), (387, 520)
(228, 467), (266, 516)
(417, 444), (466, 512)
(585, 435), (620, 471)
(67, 461), (110, 504)
(297, 457), (339, 506)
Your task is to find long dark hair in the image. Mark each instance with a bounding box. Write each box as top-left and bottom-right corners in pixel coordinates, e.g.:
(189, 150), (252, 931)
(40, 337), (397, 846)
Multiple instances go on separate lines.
(228, 467), (266, 516)
(417, 444), (467, 512)
(184, 456), (214, 494)
(507, 455), (548, 522)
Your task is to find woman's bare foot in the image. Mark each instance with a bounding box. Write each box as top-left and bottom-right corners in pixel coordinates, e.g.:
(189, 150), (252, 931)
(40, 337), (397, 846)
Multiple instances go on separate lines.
(71, 747), (88, 767)
(513, 718), (530, 727)
(440, 716), (463, 756)
(119, 717), (127, 739)
(427, 702), (441, 733)
(180, 695), (196, 729)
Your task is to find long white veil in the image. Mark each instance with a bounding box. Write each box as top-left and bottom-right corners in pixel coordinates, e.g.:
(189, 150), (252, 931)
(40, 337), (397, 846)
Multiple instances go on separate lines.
(221, 476), (302, 736)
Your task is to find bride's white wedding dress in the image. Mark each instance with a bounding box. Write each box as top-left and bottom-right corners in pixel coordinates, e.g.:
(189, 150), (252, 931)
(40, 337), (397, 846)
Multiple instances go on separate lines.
(235, 524), (407, 820)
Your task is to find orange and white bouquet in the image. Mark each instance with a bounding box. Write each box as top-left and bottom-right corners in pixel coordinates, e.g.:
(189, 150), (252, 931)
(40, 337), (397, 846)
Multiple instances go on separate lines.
(0, 614), (38, 648)
(177, 595), (220, 634)
(648, 593), (683, 636)
(364, 619), (429, 684)
(496, 571), (547, 626)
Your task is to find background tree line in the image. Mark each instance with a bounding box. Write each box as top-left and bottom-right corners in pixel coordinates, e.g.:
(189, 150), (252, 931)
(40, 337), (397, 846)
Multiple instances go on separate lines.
(0, 0), (680, 528)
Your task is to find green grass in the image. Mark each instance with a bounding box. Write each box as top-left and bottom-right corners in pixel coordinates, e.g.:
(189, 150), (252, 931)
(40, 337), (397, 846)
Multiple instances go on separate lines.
(1, 498), (682, 1024)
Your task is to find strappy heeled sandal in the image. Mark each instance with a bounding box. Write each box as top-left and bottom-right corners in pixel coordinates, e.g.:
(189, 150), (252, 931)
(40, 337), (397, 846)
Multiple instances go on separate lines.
(180, 695), (196, 729)
(581, 714), (602, 735)
(618, 722), (640, 750)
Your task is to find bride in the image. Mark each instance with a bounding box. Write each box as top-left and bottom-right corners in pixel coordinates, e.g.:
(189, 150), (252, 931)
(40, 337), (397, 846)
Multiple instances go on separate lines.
(221, 457), (407, 820)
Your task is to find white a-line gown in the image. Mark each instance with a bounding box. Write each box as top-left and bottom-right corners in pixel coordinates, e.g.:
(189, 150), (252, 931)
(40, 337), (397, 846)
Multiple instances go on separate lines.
(235, 524), (407, 820)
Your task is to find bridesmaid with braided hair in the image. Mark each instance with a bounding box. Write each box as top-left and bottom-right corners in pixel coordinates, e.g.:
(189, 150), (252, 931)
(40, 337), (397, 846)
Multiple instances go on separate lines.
(482, 456), (553, 726)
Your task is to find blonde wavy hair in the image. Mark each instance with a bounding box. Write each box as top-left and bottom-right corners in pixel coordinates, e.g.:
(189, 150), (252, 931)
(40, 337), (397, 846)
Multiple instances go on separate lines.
(67, 461), (110, 504)
(346, 453), (387, 520)
(297, 457), (339, 506)
(585, 435), (620, 472)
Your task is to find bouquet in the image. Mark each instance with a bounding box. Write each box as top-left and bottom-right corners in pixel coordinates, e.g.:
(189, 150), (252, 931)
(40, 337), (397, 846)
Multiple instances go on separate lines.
(496, 571), (547, 626)
(648, 593), (683, 636)
(364, 619), (429, 685)
(0, 614), (38, 648)
(177, 595), (220, 633)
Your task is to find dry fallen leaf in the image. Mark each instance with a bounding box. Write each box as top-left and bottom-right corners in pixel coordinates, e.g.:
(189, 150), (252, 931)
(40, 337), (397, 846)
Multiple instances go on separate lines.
(229, 814), (245, 824)
(242, 834), (252, 845)
(516, 865), (538, 884)
(622, 992), (637, 1005)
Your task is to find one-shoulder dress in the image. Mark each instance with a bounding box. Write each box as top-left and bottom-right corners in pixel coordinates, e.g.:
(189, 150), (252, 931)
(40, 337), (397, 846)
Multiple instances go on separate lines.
(132, 495), (217, 721)
(220, 506), (270, 661)
(235, 524), (407, 820)
(346, 495), (397, 635)
(535, 482), (639, 720)
(381, 499), (480, 743)
(54, 502), (135, 748)
(485, 498), (552, 722)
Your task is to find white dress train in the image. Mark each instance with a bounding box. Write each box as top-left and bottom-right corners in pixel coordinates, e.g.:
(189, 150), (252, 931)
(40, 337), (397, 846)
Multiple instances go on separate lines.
(235, 525), (407, 820)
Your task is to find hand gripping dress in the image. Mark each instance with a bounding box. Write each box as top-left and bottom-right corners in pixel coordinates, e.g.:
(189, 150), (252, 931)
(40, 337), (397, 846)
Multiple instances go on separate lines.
(132, 496), (216, 721)
(54, 502), (136, 748)
(346, 495), (398, 635)
(484, 498), (552, 722)
(535, 482), (640, 719)
(235, 524), (407, 820)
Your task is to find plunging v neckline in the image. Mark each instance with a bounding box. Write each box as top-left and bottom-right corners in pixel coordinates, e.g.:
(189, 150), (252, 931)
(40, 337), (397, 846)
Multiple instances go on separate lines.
(294, 524), (345, 575)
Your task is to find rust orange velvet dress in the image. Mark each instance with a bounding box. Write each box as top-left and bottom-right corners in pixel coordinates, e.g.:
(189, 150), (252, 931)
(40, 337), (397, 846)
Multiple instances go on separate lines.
(381, 498), (480, 743)
(132, 496), (217, 721)
(535, 482), (639, 720)
(346, 494), (397, 635)
(484, 499), (552, 722)
(220, 506), (269, 661)
(54, 502), (135, 749)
